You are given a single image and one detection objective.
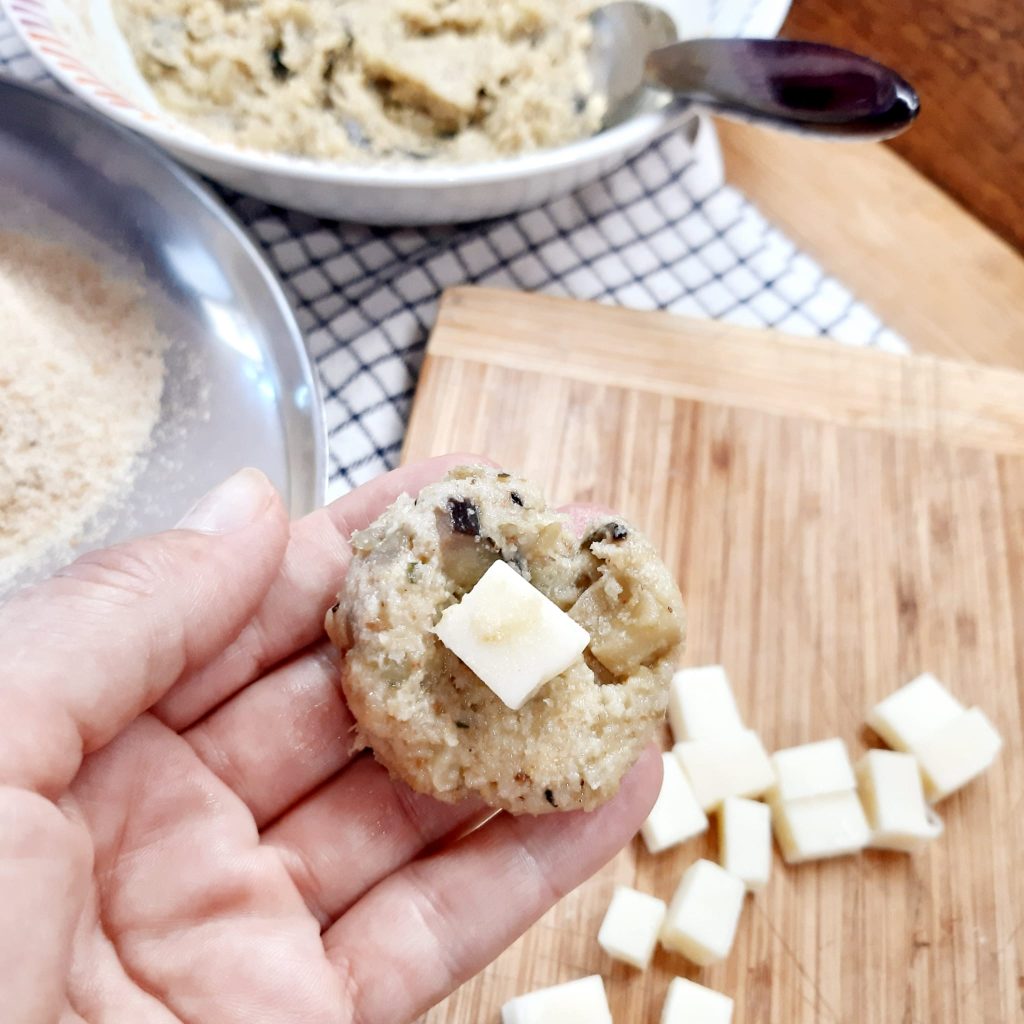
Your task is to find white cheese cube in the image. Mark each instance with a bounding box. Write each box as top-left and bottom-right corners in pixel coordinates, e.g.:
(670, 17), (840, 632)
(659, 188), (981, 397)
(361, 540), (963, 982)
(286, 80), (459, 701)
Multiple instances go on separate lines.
(640, 752), (709, 854)
(660, 977), (734, 1024)
(597, 885), (667, 969)
(771, 790), (871, 864)
(913, 707), (1003, 803)
(770, 738), (856, 802)
(674, 730), (776, 811)
(718, 796), (772, 890)
(660, 858), (746, 966)
(500, 975), (612, 1024)
(866, 673), (964, 753)
(667, 665), (745, 742)
(857, 749), (942, 852)
(434, 560), (589, 711)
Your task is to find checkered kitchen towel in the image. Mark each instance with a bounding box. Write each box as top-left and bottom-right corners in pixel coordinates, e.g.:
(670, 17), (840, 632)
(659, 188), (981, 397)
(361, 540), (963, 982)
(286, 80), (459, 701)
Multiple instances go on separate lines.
(1, 13), (906, 499)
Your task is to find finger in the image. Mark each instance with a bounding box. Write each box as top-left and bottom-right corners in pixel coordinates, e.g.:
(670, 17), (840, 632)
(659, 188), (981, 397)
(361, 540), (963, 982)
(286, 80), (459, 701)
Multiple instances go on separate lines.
(183, 642), (356, 829)
(558, 502), (618, 538)
(0, 788), (92, 1024)
(157, 453), (495, 731)
(0, 470), (288, 796)
(323, 744), (662, 1024)
(264, 755), (487, 927)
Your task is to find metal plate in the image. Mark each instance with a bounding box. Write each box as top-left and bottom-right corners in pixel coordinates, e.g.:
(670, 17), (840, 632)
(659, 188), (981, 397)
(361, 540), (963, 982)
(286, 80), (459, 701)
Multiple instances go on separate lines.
(0, 77), (326, 592)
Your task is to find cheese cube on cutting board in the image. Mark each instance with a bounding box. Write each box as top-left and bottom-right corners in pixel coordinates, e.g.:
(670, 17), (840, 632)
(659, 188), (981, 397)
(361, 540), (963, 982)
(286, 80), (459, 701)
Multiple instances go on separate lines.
(674, 730), (776, 811)
(641, 752), (709, 854)
(771, 790), (871, 864)
(913, 707), (1003, 802)
(660, 977), (734, 1024)
(500, 975), (612, 1024)
(597, 885), (667, 969)
(771, 738), (857, 802)
(434, 560), (589, 711)
(718, 796), (772, 890)
(857, 749), (942, 852)
(667, 665), (745, 742)
(866, 673), (965, 753)
(660, 858), (746, 965)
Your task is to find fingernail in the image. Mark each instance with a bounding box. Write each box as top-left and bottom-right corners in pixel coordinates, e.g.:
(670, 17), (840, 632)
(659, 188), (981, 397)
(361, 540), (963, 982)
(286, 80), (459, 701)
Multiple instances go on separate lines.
(176, 468), (271, 534)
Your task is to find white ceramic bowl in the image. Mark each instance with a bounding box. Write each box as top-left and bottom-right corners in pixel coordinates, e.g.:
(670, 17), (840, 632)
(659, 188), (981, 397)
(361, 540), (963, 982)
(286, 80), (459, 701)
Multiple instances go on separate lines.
(4, 0), (791, 224)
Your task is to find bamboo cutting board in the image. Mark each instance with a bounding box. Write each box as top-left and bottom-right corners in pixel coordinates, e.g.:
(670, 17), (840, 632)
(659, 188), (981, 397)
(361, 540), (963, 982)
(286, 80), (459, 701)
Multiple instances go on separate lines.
(403, 287), (1024, 1024)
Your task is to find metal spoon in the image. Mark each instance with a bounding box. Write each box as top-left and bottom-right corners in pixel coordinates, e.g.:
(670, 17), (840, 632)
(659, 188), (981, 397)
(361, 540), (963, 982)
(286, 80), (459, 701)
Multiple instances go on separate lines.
(590, 1), (920, 140)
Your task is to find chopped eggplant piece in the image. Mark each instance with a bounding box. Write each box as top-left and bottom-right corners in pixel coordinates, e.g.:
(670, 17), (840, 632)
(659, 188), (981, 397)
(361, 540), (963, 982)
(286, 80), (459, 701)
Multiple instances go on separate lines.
(583, 522), (629, 548)
(447, 497), (481, 536)
(570, 572), (682, 677)
(435, 506), (499, 592)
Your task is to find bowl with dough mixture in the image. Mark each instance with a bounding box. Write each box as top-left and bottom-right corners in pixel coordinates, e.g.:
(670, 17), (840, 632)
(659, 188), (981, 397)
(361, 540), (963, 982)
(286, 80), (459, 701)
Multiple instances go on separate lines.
(4, 0), (791, 223)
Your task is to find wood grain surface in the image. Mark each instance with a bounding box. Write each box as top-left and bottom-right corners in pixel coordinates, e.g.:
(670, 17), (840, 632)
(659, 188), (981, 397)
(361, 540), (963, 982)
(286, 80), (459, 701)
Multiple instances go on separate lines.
(716, 120), (1024, 375)
(404, 287), (1024, 1024)
(781, 0), (1024, 253)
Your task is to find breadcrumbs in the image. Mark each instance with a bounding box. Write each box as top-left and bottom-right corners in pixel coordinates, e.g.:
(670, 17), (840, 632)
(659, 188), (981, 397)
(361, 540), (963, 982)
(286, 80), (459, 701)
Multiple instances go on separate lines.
(0, 232), (166, 584)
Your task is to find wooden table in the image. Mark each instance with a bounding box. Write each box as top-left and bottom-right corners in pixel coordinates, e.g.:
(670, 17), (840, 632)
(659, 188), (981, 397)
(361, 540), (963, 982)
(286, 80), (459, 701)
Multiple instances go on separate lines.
(781, 0), (1024, 254)
(718, 120), (1024, 372)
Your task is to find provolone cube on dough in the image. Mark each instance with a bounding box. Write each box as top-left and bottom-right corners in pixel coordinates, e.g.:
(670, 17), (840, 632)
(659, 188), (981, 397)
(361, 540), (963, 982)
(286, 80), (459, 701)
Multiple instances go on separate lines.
(770, 738), (857, 802)
(660, 858), (746, 966)
(597, 885), (667, 969)
(674, 730), (776, 811)
(667, 665), (745, 743)
(640, 752), (709, 854)
(434, 560), (589, 711)
(660, 977), (734, 1024)
(857, 749), (942, 852)
(500, 974), (612, 1024)
(913, 707), (1003, 803)
(718, 797), (772, 891)
(771, 790), (871, 864)
(866, 673), (964, 753)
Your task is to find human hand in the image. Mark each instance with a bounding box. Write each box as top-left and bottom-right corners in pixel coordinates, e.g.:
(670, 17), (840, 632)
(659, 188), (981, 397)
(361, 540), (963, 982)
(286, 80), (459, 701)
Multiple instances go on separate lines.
(0, 456), (661, 1024)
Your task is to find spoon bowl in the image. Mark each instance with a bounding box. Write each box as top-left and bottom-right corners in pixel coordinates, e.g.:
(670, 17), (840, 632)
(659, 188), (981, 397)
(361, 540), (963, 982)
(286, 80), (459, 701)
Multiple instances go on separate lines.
(589, 2), (678, 129)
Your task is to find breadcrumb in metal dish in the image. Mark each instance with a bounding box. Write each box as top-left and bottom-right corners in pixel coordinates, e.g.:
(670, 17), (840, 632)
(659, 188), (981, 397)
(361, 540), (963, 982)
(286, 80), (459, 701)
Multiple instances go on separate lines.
(0, 232), (165, 586)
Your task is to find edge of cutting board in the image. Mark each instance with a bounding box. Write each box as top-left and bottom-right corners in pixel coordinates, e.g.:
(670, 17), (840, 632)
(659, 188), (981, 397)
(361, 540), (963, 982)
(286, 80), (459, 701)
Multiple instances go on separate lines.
(404, 287), (1024, 461)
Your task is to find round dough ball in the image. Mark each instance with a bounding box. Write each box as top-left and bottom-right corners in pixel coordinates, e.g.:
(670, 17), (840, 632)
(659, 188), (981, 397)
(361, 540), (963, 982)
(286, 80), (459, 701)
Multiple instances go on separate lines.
(326, 465), (685, 814)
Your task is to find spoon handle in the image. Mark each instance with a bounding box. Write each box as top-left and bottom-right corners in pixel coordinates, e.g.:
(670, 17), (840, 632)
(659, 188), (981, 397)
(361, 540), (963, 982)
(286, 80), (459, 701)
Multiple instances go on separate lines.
(645, 38), (920, 140)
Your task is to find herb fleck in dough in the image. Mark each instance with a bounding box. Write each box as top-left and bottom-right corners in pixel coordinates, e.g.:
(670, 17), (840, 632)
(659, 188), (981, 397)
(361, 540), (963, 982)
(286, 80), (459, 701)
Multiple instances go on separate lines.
(326, 465), (685, 815)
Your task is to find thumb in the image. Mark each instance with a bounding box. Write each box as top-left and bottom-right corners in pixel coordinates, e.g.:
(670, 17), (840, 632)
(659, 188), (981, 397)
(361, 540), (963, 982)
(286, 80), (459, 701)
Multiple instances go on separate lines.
(0, 468), (289, 797)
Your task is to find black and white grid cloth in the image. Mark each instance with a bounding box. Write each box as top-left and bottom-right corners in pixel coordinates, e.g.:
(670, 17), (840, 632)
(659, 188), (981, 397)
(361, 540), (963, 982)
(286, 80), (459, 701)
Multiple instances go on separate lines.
(1, 13), (906, 499)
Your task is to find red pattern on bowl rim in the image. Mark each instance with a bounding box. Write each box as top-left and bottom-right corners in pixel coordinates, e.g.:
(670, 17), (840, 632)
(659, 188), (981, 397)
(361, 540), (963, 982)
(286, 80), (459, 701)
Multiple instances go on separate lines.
(8, 0), (156, 117)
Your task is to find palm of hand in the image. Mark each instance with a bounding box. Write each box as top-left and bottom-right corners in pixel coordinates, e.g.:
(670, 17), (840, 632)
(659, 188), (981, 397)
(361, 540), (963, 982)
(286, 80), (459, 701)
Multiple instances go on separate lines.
(1, 458), (658, 1024)
(65, 711), (350, 1023)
